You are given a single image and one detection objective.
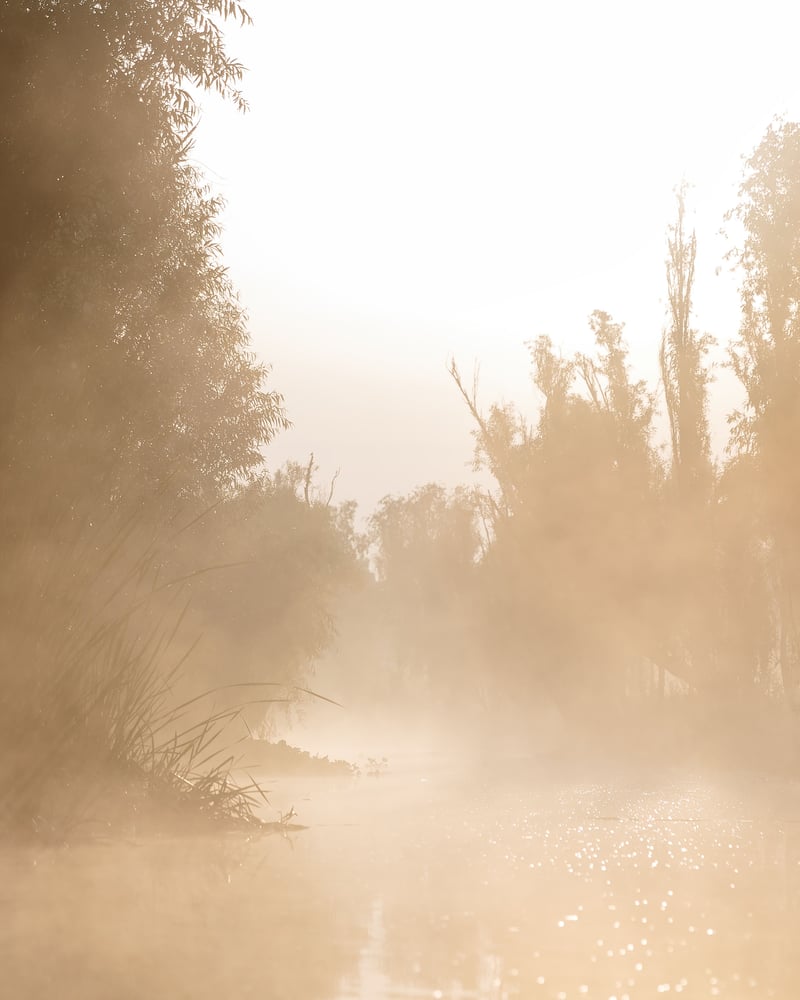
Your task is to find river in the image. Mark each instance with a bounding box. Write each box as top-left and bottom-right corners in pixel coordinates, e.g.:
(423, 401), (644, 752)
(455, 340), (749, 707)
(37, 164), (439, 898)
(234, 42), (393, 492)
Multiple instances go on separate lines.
(3, 756), (800, 999)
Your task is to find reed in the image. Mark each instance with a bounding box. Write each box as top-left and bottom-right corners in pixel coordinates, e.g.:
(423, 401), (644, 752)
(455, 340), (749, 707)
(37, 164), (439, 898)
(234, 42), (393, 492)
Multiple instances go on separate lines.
(0, 510), (326, 838)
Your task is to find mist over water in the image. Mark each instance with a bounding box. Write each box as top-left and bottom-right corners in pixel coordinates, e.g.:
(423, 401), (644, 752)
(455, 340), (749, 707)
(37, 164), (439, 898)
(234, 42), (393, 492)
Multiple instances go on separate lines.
(5, 3), (800, 999)
(5, 761), (800, 999)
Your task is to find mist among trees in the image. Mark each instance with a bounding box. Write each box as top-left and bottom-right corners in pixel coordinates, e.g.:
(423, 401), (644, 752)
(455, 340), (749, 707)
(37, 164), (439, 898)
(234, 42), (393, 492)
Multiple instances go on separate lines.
(3, 1), (800, 835)
(320, 123), (800, 765)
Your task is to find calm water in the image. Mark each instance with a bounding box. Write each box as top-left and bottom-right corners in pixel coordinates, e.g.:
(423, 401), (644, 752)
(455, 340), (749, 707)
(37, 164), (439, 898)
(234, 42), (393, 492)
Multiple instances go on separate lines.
(3, 758), (800, 999)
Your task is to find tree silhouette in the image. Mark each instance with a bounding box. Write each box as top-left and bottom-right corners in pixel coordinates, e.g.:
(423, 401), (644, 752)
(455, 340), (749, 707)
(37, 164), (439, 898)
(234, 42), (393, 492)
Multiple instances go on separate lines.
(660, 184), (713, 500)
(0, 0), (286, 537)
(728, 120), (800, 707)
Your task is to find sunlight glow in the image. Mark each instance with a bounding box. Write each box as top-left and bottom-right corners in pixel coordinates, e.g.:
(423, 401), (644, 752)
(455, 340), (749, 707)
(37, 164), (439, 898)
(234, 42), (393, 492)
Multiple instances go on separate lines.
(194, 0), (800, 499)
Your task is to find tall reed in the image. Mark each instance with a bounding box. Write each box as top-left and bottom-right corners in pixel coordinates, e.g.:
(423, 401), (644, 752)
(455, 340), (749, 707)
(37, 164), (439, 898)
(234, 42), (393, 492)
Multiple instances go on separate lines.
(0, 509), (319, 837)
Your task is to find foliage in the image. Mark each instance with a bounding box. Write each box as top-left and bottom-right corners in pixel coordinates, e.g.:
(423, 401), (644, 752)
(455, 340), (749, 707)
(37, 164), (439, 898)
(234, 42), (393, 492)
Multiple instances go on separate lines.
(0, 0), (286, 536)
(0, 3), (362, 831)
(727, 119), (800, 705)
(450, 315), (662, 718)
(439, 129), (800, 724)
(650, 189), (719, 689)
(0, 518), (287, 836)
(171, 461), (363, 694)
(366, 484), (484, 700)
(659, 184), (714, 499)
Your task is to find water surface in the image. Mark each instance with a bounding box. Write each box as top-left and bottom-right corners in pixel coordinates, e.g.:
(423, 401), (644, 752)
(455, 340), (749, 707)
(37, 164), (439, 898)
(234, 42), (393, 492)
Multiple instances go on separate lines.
(3, 759), (800, 999)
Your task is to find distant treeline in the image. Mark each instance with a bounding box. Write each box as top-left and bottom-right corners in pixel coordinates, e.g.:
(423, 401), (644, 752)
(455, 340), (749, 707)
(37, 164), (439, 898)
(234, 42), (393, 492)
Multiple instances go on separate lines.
(325, 133), (800, 756)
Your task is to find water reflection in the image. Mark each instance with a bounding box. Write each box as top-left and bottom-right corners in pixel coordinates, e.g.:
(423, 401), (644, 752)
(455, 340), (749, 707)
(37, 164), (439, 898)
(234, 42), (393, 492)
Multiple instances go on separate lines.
(2, 832), (365, 998)
(3, 764), (800, 998)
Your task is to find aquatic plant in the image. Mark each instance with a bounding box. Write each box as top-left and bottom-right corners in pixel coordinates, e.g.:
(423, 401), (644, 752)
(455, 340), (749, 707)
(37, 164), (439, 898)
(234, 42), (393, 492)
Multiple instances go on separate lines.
(0, 512), (333, 839)
(361, 756), (390, 777)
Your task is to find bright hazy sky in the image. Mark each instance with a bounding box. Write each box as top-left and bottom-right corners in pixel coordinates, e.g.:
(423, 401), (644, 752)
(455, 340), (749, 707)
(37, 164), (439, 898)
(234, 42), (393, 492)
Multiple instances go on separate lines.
(195, 0), (800, 512)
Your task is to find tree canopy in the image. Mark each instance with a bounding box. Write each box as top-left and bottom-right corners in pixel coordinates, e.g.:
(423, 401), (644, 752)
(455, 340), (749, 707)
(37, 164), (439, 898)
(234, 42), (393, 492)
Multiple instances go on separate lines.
(0, 0), (286, 537)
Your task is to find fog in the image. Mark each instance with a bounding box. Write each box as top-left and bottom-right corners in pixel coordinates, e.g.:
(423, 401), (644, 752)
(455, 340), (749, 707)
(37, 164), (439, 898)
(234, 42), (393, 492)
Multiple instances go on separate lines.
(4, 2), (800, 998)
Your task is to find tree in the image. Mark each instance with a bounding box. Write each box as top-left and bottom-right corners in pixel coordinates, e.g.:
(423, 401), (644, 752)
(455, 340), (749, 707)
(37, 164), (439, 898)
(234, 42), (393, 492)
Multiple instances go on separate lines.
(0, 2), (305, 806)
(659, 184), (714, 500)
(172, 462), (362, 699)
(0, 1), (286, 539)
(576, 310), (655, 477)
(649, 189), (720, 690)
(728, 120), (800, 706)
(452, 315), (662, 723)
(367, 484), (483, 700)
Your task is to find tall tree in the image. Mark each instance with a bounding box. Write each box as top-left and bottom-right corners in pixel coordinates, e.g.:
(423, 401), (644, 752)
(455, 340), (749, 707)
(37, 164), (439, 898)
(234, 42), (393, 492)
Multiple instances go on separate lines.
(0, 1), (286, 536)
(0, 2), (297, 783)
(659, 184), (713, 499)
(452, 315), (661, 721)
(728, 120), (800, 706)
(577, 310), (655, 479)
(651, 188), (719, 691)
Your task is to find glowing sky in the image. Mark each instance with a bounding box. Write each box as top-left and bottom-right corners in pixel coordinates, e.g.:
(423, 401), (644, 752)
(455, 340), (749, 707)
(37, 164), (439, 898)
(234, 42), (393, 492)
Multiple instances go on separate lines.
(194, 0), (800, 511)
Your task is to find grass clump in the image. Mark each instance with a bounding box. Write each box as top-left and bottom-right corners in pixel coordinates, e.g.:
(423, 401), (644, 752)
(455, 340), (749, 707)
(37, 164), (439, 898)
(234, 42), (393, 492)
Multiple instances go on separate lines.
(0, 514), (316, 840)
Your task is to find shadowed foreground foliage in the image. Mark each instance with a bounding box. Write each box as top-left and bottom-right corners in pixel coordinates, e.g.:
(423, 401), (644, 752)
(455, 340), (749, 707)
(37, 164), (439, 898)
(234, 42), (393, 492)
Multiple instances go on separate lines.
(0, 3), (356, 835)
(0, 519), (289, 836)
